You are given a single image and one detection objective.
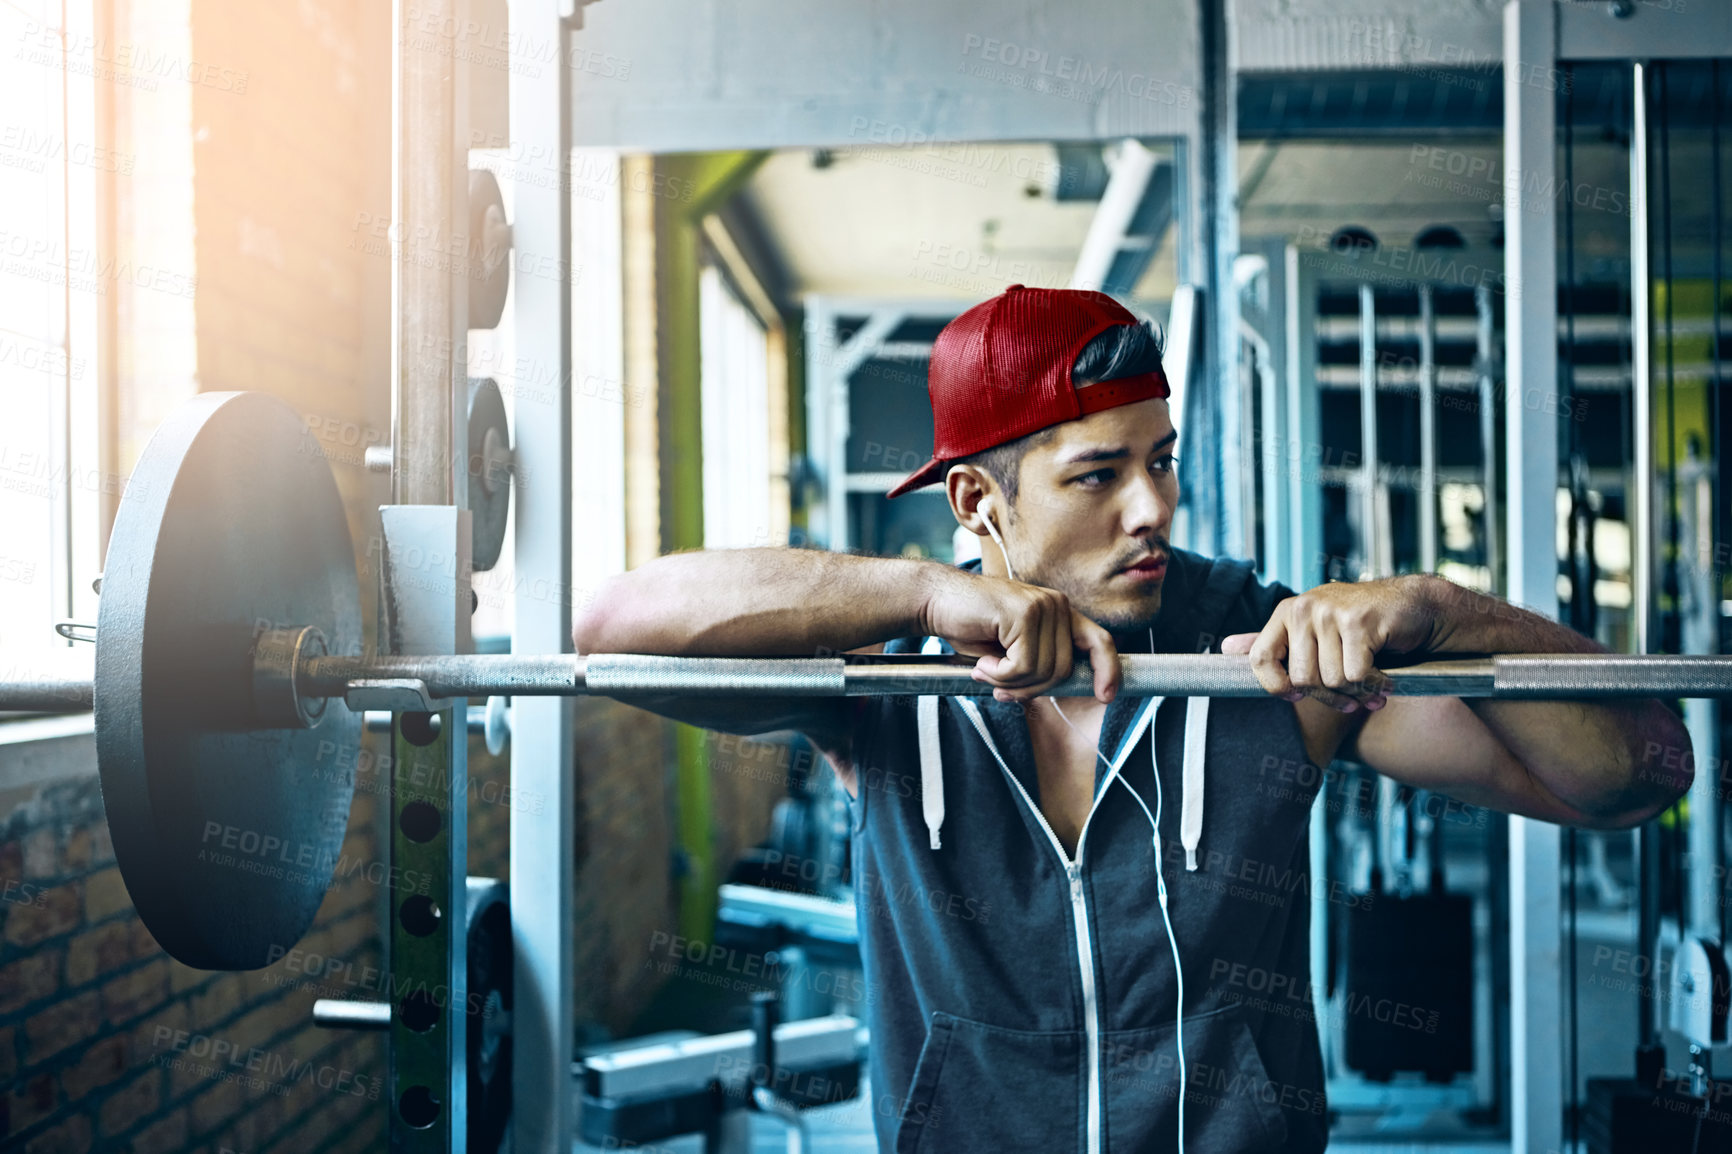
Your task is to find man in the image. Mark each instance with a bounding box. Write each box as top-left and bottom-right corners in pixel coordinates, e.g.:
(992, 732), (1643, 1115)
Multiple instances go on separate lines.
(574, 285), (1692, 1153)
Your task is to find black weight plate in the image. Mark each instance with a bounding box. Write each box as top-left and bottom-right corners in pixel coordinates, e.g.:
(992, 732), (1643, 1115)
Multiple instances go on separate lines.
(467, 377), (510, 572)
(95, 392), (362, 970)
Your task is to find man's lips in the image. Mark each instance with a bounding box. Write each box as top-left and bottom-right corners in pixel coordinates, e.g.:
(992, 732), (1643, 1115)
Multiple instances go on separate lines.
(1120, 554), (1168, 578)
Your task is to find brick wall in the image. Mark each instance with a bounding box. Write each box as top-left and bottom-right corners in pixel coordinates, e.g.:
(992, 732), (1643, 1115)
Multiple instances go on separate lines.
(571, 698), (677, 1028)
(0, 761), (387, 1153)
(1, 713), (623, 1153)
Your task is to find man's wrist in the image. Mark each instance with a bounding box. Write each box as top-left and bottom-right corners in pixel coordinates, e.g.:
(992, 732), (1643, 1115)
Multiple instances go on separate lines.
(1403, 573), (1458, 652)
(911, 557), (974, 640)
(1406, 572), (1602, 656)
(1400, 572), (1500, 653)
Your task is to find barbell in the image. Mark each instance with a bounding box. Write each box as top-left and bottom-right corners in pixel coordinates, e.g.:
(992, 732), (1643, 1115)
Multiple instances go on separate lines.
(3, 390), (1728, 970)
(19, 649), (1732, 716)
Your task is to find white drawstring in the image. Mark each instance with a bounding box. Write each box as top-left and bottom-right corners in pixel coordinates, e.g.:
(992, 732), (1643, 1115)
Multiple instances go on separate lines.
(1181, 696), (1209, 872)
(917, 635), (947, 850)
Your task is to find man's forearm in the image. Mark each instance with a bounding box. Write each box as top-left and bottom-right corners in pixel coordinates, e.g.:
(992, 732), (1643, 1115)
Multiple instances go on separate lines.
(574, 547), (964, 657)
(1416, 575), (1692, 826)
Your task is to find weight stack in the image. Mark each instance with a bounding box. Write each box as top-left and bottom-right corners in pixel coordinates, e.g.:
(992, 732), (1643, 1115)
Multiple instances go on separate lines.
(1341, 891), (1474, 1081)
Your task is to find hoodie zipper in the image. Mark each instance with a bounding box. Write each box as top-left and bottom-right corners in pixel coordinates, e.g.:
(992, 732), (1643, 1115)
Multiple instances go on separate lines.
(955, 697), (1159, 1154)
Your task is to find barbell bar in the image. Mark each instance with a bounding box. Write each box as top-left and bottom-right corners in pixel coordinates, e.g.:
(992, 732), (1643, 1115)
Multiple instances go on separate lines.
(4, 388), (1726, 973)
(10, 650), (1732, 718)
(298, 648), (1732, 701)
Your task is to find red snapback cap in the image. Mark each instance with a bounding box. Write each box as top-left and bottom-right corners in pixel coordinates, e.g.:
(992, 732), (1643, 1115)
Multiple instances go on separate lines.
(887, 285), (1170, 498)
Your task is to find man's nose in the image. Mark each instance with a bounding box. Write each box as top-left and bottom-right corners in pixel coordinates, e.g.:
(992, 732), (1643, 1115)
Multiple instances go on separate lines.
(1121, 472), (1173, 539)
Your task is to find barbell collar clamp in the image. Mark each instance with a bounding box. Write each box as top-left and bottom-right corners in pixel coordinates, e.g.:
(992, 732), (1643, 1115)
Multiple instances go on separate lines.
(253, 626), (330, 728)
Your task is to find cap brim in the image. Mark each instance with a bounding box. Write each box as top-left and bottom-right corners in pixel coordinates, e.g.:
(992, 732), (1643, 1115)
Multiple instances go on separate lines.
(885, 456), (946, 499)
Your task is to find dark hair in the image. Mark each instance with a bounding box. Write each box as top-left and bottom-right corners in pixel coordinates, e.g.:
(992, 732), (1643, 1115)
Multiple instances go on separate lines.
(949, 320), (1166, 505)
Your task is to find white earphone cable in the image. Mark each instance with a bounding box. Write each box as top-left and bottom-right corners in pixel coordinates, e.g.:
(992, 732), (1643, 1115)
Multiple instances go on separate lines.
(982, 510), (1187, 1153)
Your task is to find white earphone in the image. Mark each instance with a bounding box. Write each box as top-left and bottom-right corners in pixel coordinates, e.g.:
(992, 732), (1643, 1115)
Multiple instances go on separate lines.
(977, 502), (1191, 1153)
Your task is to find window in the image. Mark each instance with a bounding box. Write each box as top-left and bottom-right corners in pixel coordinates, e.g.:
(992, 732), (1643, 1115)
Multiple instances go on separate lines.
(0, 2), (104, 675)
(698, 262), (772, 549)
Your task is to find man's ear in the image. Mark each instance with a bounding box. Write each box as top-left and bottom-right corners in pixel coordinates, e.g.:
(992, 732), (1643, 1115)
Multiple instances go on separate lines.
(944, 464), (994, 537)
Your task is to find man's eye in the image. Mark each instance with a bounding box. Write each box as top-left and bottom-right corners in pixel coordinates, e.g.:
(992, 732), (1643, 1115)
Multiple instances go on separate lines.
(1075, 469), (1115, 487)
(1152, 455), (1178, 476)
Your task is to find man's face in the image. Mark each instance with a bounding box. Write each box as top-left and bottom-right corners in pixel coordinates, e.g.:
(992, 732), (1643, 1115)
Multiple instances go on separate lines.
(997, 398), (1178, 635)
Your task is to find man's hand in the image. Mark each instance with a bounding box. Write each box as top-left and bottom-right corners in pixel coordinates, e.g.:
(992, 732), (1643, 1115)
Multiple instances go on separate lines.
(920, 572), (1121, 705)
(1221, 575), (1441, 714)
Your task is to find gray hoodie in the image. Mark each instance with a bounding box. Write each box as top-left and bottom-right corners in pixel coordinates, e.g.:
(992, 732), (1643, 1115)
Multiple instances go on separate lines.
(848, 549), (1330, 1153)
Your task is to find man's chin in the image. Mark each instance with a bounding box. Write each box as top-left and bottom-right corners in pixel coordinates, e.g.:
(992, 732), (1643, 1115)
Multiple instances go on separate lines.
(1084, 589), (1164, 636)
